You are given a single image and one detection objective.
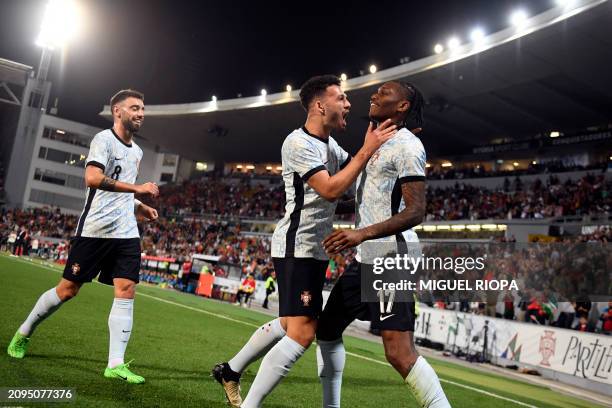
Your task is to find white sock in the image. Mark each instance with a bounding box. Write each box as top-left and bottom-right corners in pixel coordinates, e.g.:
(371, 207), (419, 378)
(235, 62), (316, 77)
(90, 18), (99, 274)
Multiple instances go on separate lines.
(19, 288), (63, 337)
(317, 339), (345, 408)
(228, 318), (286, 373)
(405, 356), (451, 408)
(108, 298), (134, 368)
(241, 336), (306, 408)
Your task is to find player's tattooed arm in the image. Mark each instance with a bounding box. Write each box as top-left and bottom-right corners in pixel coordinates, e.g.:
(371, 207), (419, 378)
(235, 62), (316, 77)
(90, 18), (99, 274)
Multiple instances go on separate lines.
(98, 176), (117, 191)
(323, 181), (425, 254)
(360, 181), (425, 241)
(85, 164), (158, 196)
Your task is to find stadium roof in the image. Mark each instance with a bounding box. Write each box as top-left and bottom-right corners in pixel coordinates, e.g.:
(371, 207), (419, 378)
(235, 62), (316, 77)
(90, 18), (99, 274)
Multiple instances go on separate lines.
(100, 0), (612, 162)
(0, 57), (32, 106)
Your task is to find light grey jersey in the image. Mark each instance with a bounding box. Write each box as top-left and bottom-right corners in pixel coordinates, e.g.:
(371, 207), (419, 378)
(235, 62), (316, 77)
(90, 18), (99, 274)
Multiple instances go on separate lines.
(356, 128), (426, 263)
(76, 129), (143, 239)
(272, 127), (350, 260)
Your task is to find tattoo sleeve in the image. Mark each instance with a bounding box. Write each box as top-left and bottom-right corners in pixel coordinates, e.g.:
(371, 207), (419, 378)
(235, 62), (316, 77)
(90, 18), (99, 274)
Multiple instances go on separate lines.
(99, 176), (117, 191)
(361, 181), (426, 241)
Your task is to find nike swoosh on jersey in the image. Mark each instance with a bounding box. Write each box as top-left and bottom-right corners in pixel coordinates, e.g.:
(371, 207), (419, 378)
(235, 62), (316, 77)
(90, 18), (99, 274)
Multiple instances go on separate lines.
(380, 314), (395, 321)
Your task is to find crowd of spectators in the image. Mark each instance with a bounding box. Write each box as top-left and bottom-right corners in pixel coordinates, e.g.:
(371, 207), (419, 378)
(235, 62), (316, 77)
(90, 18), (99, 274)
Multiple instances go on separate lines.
(425, 174), (611, 221)
(157, 177), (286, 219)
(0, 159), (5, 204)
(426, 159), (609, 180)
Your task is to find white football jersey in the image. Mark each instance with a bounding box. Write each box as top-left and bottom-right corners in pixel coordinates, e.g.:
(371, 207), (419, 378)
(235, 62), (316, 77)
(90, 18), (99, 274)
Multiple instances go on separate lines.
(76, 128), (143, 239)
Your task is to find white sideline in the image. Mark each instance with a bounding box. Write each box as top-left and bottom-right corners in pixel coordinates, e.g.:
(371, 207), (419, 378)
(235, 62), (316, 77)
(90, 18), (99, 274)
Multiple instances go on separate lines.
(3, 255), (538, 407)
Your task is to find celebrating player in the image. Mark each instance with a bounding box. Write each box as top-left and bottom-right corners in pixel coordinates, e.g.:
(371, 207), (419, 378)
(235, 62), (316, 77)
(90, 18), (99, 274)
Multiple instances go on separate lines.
(317, 81), (451, 407)
(212, 74), (397, 407)
(7, 89), (159, 384)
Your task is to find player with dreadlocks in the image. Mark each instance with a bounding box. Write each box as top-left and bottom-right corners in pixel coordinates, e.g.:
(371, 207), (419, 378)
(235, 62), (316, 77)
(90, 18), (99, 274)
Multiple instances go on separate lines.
(316, 81), (451, 407)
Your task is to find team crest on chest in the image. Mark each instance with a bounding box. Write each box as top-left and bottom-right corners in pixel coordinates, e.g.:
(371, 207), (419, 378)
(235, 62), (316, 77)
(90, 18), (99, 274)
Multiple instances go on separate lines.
(300, 291), (312, 307)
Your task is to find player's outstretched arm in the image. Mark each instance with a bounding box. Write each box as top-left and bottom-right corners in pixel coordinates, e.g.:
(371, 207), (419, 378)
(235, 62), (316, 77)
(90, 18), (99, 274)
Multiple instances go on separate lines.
(308, 120), (397, 201)
(323, 181), (425, 254)
(85, 165), (159, 197)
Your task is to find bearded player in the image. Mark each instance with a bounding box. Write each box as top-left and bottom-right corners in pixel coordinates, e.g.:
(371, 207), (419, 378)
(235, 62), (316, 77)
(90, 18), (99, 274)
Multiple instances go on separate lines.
(7, 89), (159, 384)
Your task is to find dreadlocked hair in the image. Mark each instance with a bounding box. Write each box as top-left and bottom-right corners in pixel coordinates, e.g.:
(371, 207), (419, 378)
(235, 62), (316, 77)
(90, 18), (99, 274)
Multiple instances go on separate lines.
(397, 81), (425, 128)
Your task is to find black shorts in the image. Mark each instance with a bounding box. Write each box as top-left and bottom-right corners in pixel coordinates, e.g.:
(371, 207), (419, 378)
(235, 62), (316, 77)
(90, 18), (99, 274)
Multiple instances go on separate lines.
(63, 237), (141, 286)
(317, 261), (415, 341)
(273, 257), (328, 317)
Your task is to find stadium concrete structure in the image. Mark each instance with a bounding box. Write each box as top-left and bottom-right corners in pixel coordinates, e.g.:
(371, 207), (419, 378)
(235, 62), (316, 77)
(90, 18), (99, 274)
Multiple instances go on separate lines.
(0, 58), (182, 213)
(100, 0), (612, 163)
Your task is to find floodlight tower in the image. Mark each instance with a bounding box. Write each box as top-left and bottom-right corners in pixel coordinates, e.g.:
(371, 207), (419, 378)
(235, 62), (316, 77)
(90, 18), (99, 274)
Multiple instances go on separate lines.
(35, 0), (80, 83)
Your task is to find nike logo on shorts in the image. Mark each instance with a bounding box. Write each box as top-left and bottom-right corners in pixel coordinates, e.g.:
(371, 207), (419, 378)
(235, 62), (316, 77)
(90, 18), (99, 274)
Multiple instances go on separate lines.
(380, 314), (395, 321)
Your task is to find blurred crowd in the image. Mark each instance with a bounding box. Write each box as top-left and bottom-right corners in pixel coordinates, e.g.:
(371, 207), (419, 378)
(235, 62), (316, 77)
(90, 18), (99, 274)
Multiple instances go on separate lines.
(157, 177), (285, 219)
(426, 160), (608, 180)
(425, 174), (611, 221)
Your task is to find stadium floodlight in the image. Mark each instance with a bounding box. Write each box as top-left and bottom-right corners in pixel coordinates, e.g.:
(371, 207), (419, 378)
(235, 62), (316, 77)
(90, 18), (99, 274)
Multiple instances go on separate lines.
(285, 85), (292, 92)
(549, 131), (560, 138)
(260, 89), (267, 96)
(470, 27), (485, 44)
(510, 9), (528, 28)
(36, 0), (81, 49)
(434, 43), (444, 54)
(340, 73), (348, 81)
(369, 64), (377, 74)
(447, 37), (460, 51)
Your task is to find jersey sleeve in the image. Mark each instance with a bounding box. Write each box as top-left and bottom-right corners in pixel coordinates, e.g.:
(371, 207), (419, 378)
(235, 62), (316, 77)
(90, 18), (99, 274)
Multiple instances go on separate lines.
(334, 140), (351, 170)
(283, 135), (327, 181)
(394, 137), (426, 183)
(86, 134), (110, 171)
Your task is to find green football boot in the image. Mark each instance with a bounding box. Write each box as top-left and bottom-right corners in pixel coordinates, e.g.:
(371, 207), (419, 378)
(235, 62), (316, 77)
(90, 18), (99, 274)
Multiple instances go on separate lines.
(103, 360), (145, 384)
(7, 331), (30, 359)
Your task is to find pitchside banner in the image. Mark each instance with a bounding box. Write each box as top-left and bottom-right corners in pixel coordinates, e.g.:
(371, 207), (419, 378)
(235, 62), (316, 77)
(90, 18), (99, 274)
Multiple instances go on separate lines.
(414, 306), (612, 386)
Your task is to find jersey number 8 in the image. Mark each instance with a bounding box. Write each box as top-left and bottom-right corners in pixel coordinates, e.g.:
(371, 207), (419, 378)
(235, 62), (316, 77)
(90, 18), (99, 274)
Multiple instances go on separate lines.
(111, 165), (122, 180)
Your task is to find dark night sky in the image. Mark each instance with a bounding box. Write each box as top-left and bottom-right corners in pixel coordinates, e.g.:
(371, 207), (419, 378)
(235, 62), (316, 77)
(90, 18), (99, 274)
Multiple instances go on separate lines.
(0, 0), (553, 128)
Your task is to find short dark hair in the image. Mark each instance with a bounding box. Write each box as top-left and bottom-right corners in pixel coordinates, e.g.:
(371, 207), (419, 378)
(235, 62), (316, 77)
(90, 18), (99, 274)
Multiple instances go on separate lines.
(299, 75), (341, 111)
(110, 89), (144, 110)
(395, 81), (424, 128)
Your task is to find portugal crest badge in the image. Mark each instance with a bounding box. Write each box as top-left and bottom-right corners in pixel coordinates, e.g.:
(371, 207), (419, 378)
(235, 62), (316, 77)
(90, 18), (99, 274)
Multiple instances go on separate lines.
(71, 263), (81, 275)
(301, 291), (312, 307)
(539, 330), (556, 366)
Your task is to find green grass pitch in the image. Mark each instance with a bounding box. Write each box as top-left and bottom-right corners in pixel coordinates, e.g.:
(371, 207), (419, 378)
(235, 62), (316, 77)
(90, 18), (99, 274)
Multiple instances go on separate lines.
(0, 254), (602, 407)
